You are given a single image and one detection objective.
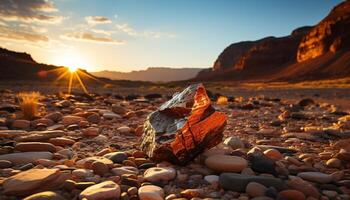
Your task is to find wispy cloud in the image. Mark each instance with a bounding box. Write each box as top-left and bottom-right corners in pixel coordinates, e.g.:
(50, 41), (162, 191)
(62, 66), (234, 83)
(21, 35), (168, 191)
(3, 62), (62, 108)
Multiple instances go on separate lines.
(85, 16), (111, 25)
(0, 0), (64, 24)
(61, 31), (124, 45)
(91, 29), (113, 36)
(116, 23), (176, 39)
(0, 25), (49, 43)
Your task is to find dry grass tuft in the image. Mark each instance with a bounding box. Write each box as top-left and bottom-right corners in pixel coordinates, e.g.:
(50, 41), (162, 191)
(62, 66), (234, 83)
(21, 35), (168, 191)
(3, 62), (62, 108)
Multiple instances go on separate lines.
(17, 92), (42, 120)
(216, 96), (228, 105)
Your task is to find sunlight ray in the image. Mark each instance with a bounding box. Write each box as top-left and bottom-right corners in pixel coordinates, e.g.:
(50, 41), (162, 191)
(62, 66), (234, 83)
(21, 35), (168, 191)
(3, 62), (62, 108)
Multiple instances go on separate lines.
(75, 72), (89, 94)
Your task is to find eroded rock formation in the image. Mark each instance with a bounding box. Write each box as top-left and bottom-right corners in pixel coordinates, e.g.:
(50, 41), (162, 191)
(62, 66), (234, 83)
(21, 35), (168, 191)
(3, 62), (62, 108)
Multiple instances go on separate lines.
(141, 84), (227, 165)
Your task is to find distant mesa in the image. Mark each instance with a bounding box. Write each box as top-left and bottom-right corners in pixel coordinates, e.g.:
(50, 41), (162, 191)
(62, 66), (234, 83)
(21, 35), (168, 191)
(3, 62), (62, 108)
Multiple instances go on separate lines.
(91, 67), (203, 82)
(196, 0), (350, 82)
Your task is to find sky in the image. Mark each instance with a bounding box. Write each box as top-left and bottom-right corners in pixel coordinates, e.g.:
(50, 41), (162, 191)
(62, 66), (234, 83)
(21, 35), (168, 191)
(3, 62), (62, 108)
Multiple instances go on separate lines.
(0, 0), (343, 72)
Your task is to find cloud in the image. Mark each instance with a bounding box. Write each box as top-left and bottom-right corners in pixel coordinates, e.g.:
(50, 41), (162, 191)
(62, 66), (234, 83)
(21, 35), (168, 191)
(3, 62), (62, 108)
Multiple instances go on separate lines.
(91, 29), (113, 36)
(116, 23), (176, 39)
(0, 25), (49, 42)
(85, 16), (111, 25)
(61, 31), (124, 45)
(0, 0), (63, 24)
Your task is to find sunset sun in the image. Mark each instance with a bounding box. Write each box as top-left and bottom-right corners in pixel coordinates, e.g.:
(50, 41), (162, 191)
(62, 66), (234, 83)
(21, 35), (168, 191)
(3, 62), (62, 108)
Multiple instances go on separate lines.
(68, 66), (78, 73)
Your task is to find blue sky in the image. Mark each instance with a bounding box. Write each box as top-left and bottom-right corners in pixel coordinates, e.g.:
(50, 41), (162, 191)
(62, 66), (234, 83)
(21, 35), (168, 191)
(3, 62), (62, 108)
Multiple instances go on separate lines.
(0, 0), (343, 72)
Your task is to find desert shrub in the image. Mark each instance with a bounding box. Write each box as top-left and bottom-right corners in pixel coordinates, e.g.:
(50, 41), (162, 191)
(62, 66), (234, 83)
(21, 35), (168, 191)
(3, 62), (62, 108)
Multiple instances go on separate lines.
(17, 92), (41, 120)
(216, 96), (228, 105)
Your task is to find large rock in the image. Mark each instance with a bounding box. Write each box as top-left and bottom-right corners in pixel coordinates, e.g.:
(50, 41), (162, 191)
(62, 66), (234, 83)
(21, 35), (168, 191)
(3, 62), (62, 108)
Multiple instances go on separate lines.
(15, 130), (65, 142)
(3, 168), (69, 196)
(79, 181), (121, 200)
(15, 142), (56, 152)
(23, 191), (67, 200)
(141, 84), (227, 164)
(0, 151), (53, 165)
(219, 173), (286, 192)
(205, 155), (248, 172)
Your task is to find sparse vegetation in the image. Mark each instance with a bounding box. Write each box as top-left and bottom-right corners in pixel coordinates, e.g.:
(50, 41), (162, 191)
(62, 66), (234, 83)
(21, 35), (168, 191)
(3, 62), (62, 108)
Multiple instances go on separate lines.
(216, 96), (228, 105)
(17, 92), (42, 120)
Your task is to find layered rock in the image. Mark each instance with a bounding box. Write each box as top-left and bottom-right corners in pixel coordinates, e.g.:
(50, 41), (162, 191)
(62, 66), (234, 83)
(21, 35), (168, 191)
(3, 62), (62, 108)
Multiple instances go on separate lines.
(297, 1), (350, 62)
(196, 1), (350, 82)
(140, 84), (227, 164)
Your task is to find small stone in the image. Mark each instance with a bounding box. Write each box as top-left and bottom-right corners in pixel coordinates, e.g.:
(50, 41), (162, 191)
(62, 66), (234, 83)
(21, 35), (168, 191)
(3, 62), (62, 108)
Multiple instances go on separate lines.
(326, 158), (342, 168)
(44, 112), (63, 122)
(23, 191), (66, 200)
(263, 149), (283, 160)
(0, 160), (13, 168)
(79, 181), (121, 200)
(12, 120), (31, 129)
(219, 173), (286, 192)
(117, 126), (131, 134)
(223, 136), (245, 150)
(15, 142), (56, 152)
(112, 166), (139, 176)
(3, 168), (67, 196)
(83, 127), (99, 136)
(87, 113), (100, 124)
(104, 152), (128, 163)
(72, 169), (94, 179)
(181, 189), (203, 198)
(287, 177), (320, 198)
(49, 137), (75, 146)
(92, 160), (109, 176)
(0, 151), (53, 165)
(62, 115), (83, 126)
(138, 185), (164, 200)
(112, 104), (127, 115)
(127, 187), (138, 196)
(246, 182), (267, 197)
(279, 190), (306, 200)
(297, 172), (333, 184)
(205, 155), (248, 172)
(144, 167), (176, 182)
(204, 175), (219, 184)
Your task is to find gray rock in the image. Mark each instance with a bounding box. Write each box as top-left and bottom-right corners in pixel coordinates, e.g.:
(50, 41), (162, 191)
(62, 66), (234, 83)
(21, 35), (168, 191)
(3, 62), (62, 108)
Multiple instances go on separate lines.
(104, 152), (128, 164)
(0, 151), (53, 165)
(219, 173), (286, 192)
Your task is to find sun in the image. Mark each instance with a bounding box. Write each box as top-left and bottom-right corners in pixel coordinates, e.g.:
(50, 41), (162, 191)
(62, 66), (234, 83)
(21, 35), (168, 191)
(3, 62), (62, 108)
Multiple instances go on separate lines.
(68, 66), (78, 73)
(52, 49), (89, 71)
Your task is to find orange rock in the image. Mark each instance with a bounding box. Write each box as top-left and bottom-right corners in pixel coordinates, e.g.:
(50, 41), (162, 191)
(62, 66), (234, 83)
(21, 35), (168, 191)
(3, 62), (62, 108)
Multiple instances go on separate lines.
(279, 189), (306, 200)
(141, 84), (227, 164)
(264, 149), (283, 160)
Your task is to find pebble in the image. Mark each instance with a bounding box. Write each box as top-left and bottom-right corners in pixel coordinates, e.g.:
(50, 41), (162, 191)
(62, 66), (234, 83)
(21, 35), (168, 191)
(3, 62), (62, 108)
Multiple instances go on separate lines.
(72, 169), (94, 179)
(12, 119), (31, 129)
(23, 191), (66, 200)
(246, 182), (267, 197)
(219, 173), (286, 192)
(2, 168), (66, 196)
(104, 152), (128, 163)
(112, 166), (139, 176)
(263, 149), (283, 160)
(62, 115), (83, 126)
(49, 137), (76, 146)
(45, 112), (63, 122)
(326, 158), (342, 168)
(223, 136), (245, 150)
(205, 155), (248, 172)
(138, 185), (164, 200)
(279, 190), (306, 200)
(117, 126), (132, 134)
(297, 172), (333, 184)
(0, 151), (53, 165)
(144, 167), (176, 182)
(0, 160), (13, 168)
(15, 142), (57, 152)
(83, 127), (99, 136)
(79, 181), (121, 200)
